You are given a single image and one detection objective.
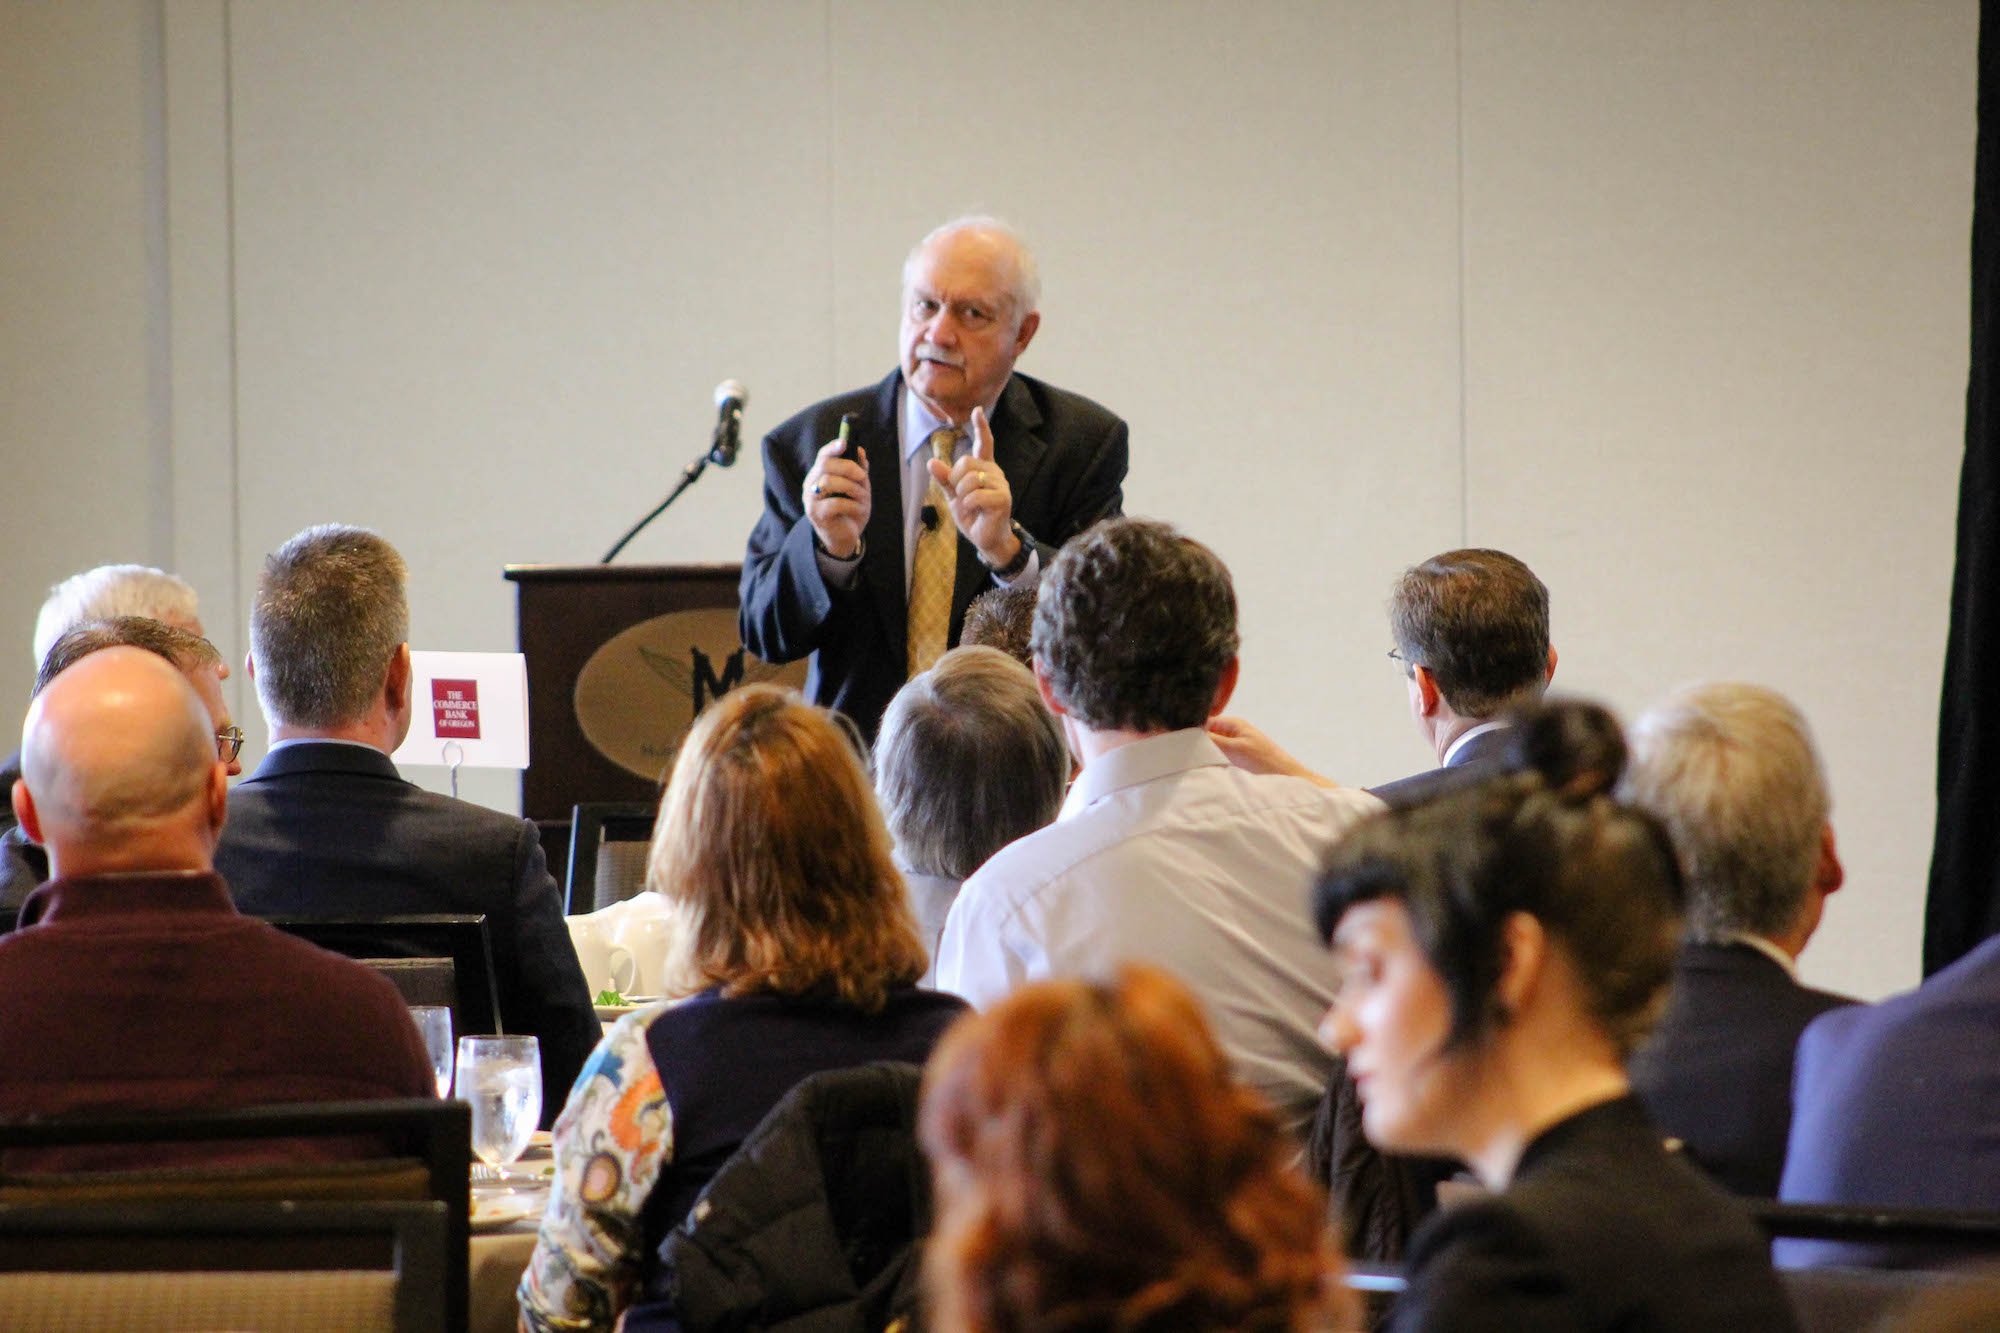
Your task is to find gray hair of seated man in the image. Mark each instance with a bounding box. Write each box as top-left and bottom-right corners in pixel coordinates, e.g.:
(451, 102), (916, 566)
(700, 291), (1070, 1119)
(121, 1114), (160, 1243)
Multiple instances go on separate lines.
(35, 617), (222, 697)
(250, 524), (409, 730)
(1620, 681), (1830, 945)
(874, 646), (1068, 881)
(33, 565), (200, 668)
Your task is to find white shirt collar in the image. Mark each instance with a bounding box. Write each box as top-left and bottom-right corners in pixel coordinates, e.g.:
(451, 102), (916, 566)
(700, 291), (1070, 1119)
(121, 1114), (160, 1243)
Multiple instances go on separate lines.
(1061, 729), (1230, 820)
(1720, 930), (1799, 979)
(1443, 719), (1510, 766)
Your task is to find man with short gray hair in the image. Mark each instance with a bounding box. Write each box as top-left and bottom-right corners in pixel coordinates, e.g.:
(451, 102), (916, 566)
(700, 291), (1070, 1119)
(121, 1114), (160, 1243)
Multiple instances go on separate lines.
(935, 518), (1382, 1137)
(740, 216), (1128, 740)
(215, 524), (597, 1125)
(1621, 681), (1852, 1196)
(873, 645), (1068, 976)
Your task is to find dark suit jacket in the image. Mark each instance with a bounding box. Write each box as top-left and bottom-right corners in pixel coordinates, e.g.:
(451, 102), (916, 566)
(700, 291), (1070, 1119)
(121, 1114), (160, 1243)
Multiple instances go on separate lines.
(1368, 724), (1515, 809)
(1392, 1097), (1797, 1333)
(212, 741), (599, 1125)
(1628, 940), (1852, 1197)
(1777, 931), (2000, 1268)
(738, 369), (1127, 739)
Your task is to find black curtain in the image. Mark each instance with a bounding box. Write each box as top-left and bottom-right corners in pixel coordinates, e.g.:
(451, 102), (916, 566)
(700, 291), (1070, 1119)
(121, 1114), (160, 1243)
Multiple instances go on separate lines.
(1926, 0), (2000, 976)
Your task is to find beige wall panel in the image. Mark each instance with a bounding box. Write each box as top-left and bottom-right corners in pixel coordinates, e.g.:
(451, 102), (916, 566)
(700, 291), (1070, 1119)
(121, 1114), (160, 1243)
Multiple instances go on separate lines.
(1460, 2), (1975, 997)
(824, 1), (1465, 783)
(0, 1), (161, 715)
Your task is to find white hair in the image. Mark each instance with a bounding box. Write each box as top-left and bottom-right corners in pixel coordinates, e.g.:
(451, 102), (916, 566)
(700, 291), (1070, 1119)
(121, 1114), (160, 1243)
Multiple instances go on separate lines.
(33, 565), (200, 667)
(902, 215), (1042, 319)
(1620, 681), (1831, 943)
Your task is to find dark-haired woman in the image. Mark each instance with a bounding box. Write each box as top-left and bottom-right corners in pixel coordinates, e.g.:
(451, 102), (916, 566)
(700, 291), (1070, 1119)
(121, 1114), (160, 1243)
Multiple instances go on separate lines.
(1314, 701), (1797, 1333)
(921, 964), (1348, 1333)
(518, 684), (966, 1333)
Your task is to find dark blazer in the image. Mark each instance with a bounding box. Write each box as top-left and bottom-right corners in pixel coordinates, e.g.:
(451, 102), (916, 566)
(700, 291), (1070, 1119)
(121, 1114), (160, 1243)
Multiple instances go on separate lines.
(1778, 932), (2000, 1268)
(1628, 940), (1852, 1197)
(213, 741), (599, 1125)
(1368, 724), (1515, 809)
(1391, 1097), (1797, 1333)
(738, 368), (1127, 739)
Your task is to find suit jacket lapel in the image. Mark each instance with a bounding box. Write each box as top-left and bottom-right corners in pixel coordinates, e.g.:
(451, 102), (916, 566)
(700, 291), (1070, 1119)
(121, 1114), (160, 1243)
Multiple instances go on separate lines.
(862, 371), (913, 668)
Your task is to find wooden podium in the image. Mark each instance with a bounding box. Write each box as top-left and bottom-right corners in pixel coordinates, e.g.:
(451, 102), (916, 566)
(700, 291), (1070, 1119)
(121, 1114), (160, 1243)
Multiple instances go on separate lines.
(505, 563), (807, 822)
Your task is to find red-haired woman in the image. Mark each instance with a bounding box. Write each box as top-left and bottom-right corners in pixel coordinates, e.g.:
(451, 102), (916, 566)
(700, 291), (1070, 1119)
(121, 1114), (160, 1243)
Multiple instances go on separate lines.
(920, 964), (1347, 1333)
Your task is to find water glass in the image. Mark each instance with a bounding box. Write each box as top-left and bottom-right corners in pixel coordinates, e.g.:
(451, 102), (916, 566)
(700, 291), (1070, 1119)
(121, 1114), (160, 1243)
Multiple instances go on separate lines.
(455, 1035), (542, 1167)
(410, 1005), (454, 1098)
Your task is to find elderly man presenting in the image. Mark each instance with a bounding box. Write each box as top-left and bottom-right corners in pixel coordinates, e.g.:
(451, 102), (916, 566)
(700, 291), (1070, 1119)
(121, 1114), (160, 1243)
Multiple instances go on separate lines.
(739, 216), (1128, 739)
(0, 648), (432, 1142)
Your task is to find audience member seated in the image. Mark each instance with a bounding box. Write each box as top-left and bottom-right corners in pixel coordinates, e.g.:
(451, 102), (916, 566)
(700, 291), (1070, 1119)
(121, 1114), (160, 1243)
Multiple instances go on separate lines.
(920, 964), (1348, 1333)
(935, 517), (1382, 1140)
(1315, 702), (1798, 1332)
(873, 645), (1068, 975)
(6, 564), (217, 918)
(957, 580), (1039, 667)
(213, 524), (597, 1126)
(1621, 682), (1853, 1197)
(1369, 548), (1556, 807)
(1778, 915), (2000, 1267)
(518, 684), (967, 1333)
(0, 647), (432, 1167)
(4, 617), (245, 930)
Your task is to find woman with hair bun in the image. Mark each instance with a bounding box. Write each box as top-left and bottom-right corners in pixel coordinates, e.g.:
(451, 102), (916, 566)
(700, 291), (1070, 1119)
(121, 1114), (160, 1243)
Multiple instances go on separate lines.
(1314, 700), (1797, 1332)
(920, 964), (1348, 1333)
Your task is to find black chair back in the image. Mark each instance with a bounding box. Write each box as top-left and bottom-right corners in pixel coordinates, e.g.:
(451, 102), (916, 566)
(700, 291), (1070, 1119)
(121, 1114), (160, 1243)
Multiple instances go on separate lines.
(0, 1097), (470, 1333)
(267, 914), (501, 1038)
(0, 1198), (451, 1332)
(566, 802), (658, 913)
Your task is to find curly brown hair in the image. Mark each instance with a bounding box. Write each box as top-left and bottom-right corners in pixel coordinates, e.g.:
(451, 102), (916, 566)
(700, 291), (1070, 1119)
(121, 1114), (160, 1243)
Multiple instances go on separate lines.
(919, 965), (1346, 1333)
(646, 683), (929, 1011)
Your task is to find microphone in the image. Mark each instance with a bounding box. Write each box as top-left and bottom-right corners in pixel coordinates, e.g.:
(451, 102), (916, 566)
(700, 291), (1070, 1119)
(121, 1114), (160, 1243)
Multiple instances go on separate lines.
(709, 379), (748, 467)
(922, 504), (940, 531)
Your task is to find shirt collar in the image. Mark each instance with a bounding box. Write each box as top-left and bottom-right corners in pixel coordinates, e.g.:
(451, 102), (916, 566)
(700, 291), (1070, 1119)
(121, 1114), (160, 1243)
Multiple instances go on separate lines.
(1443, 719), (1510, 766)
(901, 388), (953, 463)
(266, 736), (384, 755)
(1720, 930), (1799, 979)
(18, 870), (236, 930)
(1060, 728), (1230, 820)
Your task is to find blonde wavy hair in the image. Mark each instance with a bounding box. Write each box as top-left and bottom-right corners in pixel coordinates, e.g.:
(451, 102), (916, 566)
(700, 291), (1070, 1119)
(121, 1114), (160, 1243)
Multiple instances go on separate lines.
(646, 684), (927, 1011)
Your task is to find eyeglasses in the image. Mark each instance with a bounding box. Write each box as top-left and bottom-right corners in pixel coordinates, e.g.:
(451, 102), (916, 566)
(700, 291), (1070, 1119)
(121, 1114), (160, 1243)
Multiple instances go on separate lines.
(216, 726), (245, 763)
(1387, 648), (1417, 676)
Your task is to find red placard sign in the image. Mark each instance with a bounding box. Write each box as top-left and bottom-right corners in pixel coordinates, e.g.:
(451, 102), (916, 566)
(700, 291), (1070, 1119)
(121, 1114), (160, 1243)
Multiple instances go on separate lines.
(432, 679), (482, 740)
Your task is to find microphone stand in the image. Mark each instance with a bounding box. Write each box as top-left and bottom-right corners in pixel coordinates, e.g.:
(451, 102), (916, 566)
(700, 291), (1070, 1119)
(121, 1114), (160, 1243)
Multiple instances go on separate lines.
(600, 420), (737, 564)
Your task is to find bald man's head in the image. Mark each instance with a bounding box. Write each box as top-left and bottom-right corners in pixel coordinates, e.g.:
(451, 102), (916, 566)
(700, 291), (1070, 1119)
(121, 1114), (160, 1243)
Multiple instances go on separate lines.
(14, 647), (227, 877)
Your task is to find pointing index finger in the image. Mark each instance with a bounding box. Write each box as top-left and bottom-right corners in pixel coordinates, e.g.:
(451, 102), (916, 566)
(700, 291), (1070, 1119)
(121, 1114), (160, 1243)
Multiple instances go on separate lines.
(969, 407), (995, 462)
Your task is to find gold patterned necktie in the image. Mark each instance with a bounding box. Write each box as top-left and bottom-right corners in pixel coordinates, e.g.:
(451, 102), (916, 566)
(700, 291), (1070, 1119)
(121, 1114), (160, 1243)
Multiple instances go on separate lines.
(906, 426), (960, 677)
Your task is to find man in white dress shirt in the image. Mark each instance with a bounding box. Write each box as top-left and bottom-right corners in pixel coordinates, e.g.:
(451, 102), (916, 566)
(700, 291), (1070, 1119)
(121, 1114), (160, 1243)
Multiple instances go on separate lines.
(934, 517), (1383, 1137)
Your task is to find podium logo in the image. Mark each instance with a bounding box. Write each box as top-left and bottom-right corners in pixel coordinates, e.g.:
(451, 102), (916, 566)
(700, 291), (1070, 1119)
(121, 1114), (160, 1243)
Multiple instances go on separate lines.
(573, 609), (805, 781)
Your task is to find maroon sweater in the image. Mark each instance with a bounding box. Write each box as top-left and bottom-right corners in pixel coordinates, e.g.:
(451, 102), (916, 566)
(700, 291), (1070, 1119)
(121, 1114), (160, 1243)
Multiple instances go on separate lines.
(0, 870), (434, 1169)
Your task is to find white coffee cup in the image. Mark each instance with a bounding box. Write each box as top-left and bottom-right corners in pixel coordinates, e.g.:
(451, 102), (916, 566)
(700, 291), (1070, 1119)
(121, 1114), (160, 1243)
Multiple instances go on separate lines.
(566, 913), (639, 997)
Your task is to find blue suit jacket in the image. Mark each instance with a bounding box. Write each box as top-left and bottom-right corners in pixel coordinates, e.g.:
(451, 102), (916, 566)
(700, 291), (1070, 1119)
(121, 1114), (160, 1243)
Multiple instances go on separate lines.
(213, 741), (599, 1125)
(738, 369), (1127, 740)
(1777, 931), (2000, 1266)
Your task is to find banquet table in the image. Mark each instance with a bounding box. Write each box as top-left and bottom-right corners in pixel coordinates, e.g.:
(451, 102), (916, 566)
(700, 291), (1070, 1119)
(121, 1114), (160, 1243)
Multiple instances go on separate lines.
(471, 1216), (540, 1333)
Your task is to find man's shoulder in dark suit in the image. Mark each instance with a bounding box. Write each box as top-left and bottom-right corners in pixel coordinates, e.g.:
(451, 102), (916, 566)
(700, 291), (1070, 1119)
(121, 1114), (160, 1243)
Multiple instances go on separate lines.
(1369, 725), (1514, 810)
(214, 739), (598, 1125)
(1629, 939), (1853, 1197)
